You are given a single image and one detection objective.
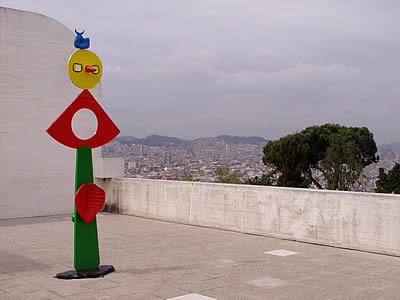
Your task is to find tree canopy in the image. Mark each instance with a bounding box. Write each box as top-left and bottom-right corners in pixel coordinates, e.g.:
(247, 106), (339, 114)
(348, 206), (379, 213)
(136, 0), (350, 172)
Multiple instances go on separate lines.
(180, 172), (200, 182)
(246, 174), (274, 186)
(262, 124), (378, 190)
(376, 164), (400, 194)
(215, 166), (243, 184)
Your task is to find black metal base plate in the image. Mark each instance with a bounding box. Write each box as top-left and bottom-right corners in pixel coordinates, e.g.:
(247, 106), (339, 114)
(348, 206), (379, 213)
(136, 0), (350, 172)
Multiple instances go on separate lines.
(55, 265), (115, 279)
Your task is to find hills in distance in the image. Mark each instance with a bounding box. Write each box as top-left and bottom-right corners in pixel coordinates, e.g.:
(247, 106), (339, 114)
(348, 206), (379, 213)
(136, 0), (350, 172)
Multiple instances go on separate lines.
(115, 134), (269, 147)
(114, 134), (400, 153)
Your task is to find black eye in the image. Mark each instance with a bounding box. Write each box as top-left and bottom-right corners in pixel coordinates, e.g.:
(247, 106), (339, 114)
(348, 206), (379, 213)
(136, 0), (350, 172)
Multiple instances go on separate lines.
(73, 63), (82, 72)
(92, 65), (100, 74)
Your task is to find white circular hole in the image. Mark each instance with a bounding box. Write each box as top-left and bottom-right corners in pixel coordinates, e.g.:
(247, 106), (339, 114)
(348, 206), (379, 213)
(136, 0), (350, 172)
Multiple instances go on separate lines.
(72, 108), (98, 140)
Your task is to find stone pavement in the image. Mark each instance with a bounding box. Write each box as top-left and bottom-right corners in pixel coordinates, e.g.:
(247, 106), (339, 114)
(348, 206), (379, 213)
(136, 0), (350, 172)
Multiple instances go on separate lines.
(1, 213), (400, 299)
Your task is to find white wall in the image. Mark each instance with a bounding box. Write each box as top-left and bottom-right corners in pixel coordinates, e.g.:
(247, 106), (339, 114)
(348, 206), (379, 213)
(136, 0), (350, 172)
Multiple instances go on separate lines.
(94, 157), (124, 179)
(96, 178), (400, 256)
(0, 7), (103, 219)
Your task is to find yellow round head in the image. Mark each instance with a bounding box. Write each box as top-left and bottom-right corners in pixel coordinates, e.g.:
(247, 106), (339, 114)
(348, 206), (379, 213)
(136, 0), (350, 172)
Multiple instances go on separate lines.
(68, 49), (102, 89)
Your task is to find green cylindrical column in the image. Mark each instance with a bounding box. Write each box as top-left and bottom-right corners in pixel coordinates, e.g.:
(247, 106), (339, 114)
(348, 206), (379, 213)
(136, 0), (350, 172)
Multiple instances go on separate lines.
(73, 146), (100, 271)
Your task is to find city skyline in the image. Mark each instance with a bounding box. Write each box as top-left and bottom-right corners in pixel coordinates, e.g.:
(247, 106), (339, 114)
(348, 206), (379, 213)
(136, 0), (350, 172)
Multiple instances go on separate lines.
(3, 1), (400, 144)
(103, 133), (400, 192)
(114, 133), (400, 149)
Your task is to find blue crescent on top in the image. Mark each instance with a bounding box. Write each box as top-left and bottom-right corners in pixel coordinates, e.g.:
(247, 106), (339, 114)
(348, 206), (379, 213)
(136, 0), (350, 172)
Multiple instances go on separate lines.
(74, 29), (90, 49)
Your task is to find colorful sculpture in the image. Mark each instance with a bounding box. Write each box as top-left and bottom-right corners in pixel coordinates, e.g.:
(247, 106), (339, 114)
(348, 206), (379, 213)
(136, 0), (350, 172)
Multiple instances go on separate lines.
(74, 29), (90, 49)
(48, 30), (120, 279)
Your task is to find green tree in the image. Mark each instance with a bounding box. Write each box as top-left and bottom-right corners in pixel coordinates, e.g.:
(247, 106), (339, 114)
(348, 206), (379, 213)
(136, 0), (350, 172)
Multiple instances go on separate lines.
(262, 124), (378, 190)
(215, 166), (243, 184)
(246, 174), (274, 186)
(321, 134), (363, 190)
(263, 134), (311, 188)
(180, 172), (200, 182)
(376, 164), (400, 194)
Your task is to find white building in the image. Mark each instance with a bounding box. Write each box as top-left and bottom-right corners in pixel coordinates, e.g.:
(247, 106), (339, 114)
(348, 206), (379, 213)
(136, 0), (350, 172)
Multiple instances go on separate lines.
(0, 7), (122, 219)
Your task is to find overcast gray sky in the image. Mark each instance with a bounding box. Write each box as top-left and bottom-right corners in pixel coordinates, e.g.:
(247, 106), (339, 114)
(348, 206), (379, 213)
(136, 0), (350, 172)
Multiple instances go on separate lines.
(3, 1), (400, 144)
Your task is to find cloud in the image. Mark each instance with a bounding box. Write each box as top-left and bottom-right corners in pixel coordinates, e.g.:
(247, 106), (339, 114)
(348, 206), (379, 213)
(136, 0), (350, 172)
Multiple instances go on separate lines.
(216, 64), (361, 89)
(103, 65), (129, 74)
(4, 0), (400, 143)
(160, 49), (218, 74)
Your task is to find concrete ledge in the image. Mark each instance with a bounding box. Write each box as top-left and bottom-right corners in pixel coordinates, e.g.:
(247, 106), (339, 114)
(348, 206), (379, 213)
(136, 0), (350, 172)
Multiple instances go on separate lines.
(95, 178), (400, 256)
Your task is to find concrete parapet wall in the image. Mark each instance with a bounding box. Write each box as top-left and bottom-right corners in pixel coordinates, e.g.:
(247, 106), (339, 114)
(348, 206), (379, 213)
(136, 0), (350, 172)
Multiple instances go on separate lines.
(95, 178), (400, 256)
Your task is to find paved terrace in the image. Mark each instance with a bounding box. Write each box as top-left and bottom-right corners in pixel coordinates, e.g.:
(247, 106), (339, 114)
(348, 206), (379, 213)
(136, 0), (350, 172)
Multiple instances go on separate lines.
(1, 213), (400, 300)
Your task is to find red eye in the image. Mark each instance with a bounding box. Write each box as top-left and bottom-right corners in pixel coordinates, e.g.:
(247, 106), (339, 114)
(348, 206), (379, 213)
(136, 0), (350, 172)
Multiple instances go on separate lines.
(47, 89), (120, 149)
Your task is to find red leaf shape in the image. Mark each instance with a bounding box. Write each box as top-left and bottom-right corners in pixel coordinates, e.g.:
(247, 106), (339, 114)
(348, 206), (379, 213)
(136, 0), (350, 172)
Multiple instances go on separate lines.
(47, 89), (120, 149)
(75, 183), (105, 223)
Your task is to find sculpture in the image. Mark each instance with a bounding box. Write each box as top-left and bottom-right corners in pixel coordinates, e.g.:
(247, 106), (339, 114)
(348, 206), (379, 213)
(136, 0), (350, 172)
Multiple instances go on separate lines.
(74, 29), (90, 49)
(47, 29), (119, 279)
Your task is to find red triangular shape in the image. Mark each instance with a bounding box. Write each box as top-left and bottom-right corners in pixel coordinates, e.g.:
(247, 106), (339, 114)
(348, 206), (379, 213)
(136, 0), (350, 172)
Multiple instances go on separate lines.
(47, 89), (120, 149)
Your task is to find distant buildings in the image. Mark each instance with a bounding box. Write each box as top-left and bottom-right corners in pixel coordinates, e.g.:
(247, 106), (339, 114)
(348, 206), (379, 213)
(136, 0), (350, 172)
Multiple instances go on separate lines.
(103, 137), (397, 192)
(103, 137), (268, 182)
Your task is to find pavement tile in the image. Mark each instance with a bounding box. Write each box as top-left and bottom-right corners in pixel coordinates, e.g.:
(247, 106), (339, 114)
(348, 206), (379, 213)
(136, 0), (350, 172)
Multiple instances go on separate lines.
(193, 276), (233, 292)
(0, 273), (16, 281)
(376, 286), (400, 300)
(211, 259), (242, 268)
(241, 283), (321, 300)
(293, 276), (333, 288)
(309, 283), (364, 300)
(81, 278), (122, 290)
(332, 266), (371, 277)
(13, 290), (64, 300)
(3, 214), (400, 299)
(118, 294), (162, 300)
(347, 273), (393, 290)
(220, 274), (256, 286)
(329, 288), (382, 300)
(308, 272), (358, 286)
(136, 270), (195, 287)
(17, 271), (55, 286)
(246, 276), (288, 288)
(180, 270), (227, 282)
(200, 287), (228, 298)
(133, 270), (169, 281)
(264, 250), (298, 257)
(65, 291), (113, 300)
(103, 284), (139, 297)
(220, 296), (261, 300)
(0, 290), (12, 299)
(167, 293), (217, 299)
(0, 283), (40, 295)
(106, 270), (135, 279)
(0, 278), (28, 289)
(371, 268), (400, 281)
(44, 282), (93, 297)
(150, 284), (190, 298)
(218, 282), (274, 297)
(175, 281), (212, 293)
(109, 274), (153, 286)
(175, 276), (229, 293)
(166, 267), (206, 277)
(41, 263), (74, 276)
(259, 268), (312, 282)
(276, 285), (331, 300)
